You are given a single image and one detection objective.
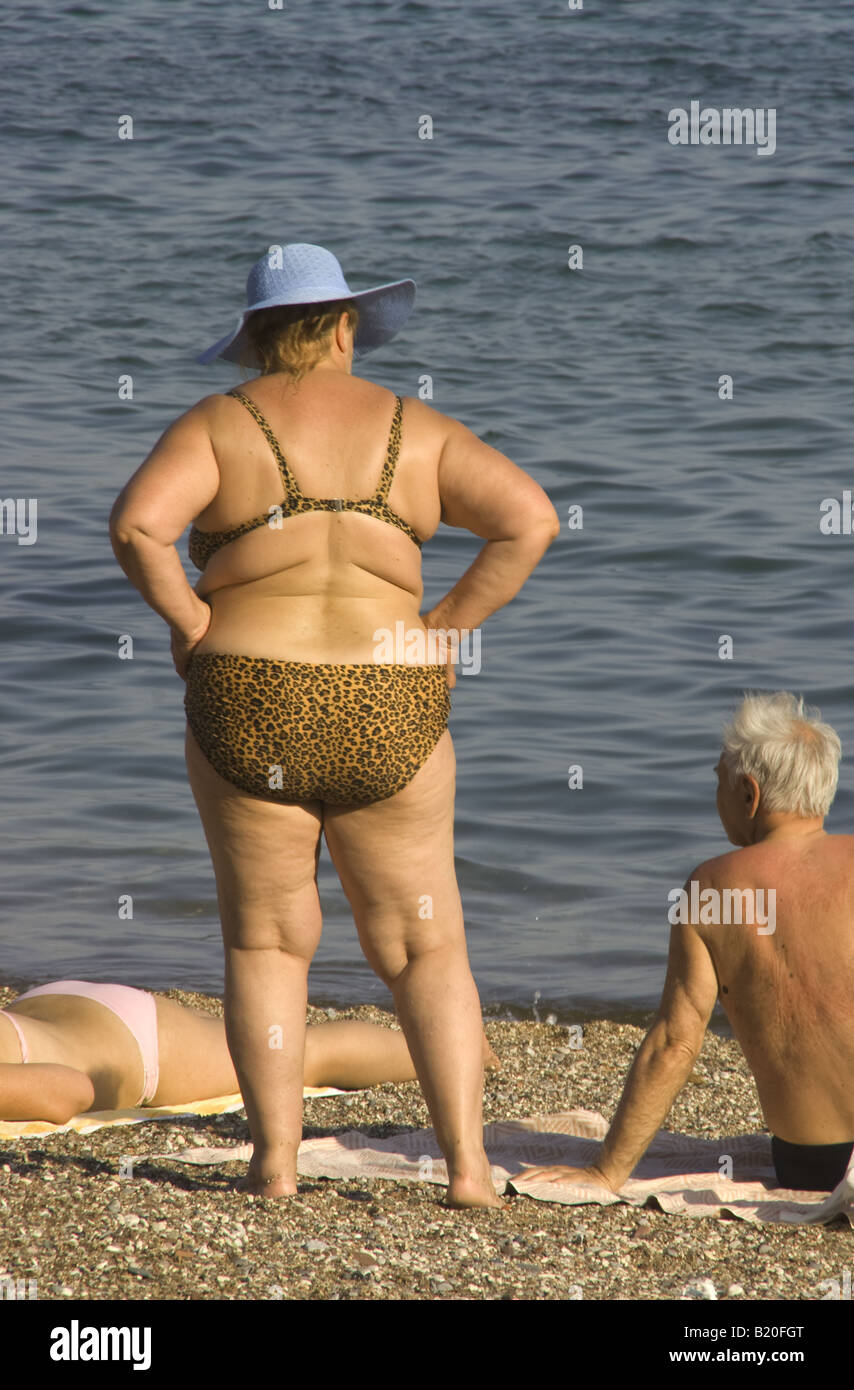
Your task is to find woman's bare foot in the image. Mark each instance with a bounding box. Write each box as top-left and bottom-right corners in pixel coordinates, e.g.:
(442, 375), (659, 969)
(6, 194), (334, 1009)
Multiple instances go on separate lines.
(443, 1150), (508, 1209)
(444, 1174), (508, 1209)
(239, 1146), (299, 1199)
(238, 1169), (299, 1199)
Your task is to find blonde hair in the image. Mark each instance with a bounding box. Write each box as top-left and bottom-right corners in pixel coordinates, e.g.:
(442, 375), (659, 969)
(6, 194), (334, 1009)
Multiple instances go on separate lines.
(721, 691), (842, 818)
(239, 299), (360, 383)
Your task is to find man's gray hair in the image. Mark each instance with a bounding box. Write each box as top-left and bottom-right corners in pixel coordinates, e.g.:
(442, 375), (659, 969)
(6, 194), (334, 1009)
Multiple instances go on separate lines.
(721, 692), (841, 818)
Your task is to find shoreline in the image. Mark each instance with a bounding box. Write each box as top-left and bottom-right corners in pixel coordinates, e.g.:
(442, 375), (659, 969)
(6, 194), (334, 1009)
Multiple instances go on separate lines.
(0, 977), (738, 1039)
(0, 988), (849, 1301)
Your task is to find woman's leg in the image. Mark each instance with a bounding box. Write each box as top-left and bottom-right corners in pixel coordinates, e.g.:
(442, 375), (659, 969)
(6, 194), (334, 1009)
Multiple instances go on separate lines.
(323, 730), (503, 1208)
(185, 726), (323, 1197)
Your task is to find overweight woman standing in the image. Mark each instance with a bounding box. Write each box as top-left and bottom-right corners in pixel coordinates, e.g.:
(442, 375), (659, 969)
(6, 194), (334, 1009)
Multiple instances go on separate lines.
(109, 243), (559, 1207)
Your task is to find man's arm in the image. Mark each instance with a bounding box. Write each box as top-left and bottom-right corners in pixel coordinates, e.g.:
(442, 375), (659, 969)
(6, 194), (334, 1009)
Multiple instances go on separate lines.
(592, 922), (719, 1188)
(523, 917), (720, 1190)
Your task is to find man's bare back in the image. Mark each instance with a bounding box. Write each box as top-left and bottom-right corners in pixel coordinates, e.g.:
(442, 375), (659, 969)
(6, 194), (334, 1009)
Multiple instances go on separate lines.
(692, 829), (854, 1144)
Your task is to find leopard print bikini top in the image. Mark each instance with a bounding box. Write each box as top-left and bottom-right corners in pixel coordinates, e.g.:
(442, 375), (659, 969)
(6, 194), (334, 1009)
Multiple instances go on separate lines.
(188, 389), (421, 571)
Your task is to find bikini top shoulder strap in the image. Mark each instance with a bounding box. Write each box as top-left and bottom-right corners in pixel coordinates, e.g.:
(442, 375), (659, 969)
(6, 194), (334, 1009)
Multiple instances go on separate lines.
(372, 395), (403, 504)
(226, 390), (301, 498)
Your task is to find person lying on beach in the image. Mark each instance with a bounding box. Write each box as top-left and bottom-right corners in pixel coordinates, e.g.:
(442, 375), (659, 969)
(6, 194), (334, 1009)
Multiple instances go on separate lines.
(0, 979), (499, 1124)
(524, 692), (854, 1195)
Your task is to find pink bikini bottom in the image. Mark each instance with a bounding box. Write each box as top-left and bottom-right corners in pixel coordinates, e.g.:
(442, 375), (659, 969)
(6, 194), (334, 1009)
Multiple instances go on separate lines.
(0, 981), (160, 1107)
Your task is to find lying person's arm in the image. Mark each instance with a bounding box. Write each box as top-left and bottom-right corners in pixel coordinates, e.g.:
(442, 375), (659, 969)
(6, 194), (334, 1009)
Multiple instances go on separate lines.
(0, 1064), (96, 1124)
(523, 919), (719, 1190)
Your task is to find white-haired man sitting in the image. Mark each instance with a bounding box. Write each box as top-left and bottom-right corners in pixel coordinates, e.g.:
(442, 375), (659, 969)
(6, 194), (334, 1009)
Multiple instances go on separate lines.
(525, 692), (854, 1194)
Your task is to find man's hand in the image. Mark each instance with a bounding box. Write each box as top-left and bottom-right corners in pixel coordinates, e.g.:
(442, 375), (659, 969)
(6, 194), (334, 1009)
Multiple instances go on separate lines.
(517, 1163), (619, 1193)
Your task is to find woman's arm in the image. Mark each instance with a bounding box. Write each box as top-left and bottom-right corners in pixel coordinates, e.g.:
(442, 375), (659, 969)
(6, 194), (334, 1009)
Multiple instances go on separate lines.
(0, 1064), (96, 1124)
(424, 412), (561, 635)
(109, 400), (222, 671)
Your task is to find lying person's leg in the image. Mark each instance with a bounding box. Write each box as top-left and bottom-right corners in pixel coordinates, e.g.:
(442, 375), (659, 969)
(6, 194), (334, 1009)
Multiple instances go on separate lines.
(303, 1018), (499, 1090)
(154, 994), (499, 1103)
(151, 994), (240, 1106)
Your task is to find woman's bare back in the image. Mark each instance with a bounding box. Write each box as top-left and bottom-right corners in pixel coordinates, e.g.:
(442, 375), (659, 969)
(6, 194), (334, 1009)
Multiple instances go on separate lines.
(190, 372), (446, 663)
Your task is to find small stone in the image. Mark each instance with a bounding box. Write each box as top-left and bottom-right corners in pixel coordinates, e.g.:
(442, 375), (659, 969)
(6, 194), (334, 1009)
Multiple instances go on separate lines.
(727, 1283), (745, 1297)
(306, 1240), (328, 1254)
(352, 1251), (377, 1268)
(632, 1223), (654, 1240)
(116, 1213), (140, 1228)
(681, 1278), (717, 1300)
(758, 1242), (774, 1256)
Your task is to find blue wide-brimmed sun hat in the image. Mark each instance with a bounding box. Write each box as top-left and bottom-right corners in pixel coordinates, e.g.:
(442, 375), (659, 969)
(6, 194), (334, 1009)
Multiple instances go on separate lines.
(197, 242), (416, 366)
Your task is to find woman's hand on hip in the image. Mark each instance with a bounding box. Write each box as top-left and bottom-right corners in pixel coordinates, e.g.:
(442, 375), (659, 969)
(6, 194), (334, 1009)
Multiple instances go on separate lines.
(420, 609), (457, 689)
(170, 600), (212, 681)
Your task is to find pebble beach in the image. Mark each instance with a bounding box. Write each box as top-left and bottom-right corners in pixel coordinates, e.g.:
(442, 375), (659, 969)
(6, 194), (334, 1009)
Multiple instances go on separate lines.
(0, 987), (851, 1303)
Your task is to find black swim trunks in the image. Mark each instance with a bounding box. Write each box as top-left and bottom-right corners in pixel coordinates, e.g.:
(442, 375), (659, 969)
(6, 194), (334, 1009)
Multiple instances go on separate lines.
(771, 1135), (854, 1192)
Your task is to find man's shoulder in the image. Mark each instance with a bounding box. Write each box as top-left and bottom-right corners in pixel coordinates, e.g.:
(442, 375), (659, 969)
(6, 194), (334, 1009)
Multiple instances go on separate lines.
(683, 847), (745, 889)
(686, 832), (854, 897)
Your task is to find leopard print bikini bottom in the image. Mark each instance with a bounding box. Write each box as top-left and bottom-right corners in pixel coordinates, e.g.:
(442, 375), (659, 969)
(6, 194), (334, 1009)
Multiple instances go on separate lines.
(184, 653), (451, 806)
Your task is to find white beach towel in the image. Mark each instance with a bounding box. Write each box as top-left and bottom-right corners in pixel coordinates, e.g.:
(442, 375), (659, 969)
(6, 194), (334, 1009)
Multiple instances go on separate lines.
(168, 1108), (854, 1226)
